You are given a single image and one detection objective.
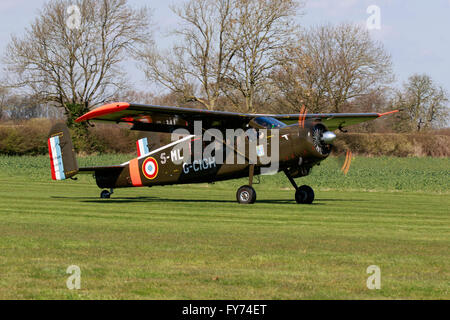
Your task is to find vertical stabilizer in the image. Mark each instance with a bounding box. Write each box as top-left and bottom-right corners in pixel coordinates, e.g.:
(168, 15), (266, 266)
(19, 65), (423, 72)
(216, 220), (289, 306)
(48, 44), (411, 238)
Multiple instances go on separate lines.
(136, 137), (150, 157)
(48, 123), (79, 180)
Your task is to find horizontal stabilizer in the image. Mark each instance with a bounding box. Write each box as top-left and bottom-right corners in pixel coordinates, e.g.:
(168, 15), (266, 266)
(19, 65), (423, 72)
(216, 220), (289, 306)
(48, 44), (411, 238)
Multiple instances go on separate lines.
(78, 166), (124, 174)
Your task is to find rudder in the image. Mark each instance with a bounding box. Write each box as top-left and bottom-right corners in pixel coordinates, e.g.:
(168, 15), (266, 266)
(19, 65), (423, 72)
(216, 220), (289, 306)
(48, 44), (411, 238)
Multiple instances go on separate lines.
(48, 123), (79, 180)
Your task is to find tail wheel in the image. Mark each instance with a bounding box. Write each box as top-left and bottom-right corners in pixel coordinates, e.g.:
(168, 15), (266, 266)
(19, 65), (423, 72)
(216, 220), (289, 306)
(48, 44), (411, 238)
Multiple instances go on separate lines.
(295, 185), (314, 204)
(100, 190), (111, 199)
(236, 185), (257, 204)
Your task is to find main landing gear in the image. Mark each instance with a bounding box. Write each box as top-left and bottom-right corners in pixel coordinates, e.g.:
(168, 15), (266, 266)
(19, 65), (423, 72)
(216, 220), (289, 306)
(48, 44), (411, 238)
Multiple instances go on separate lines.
(284, 170), (315, 204)
(294, 185), (314, 204)
(100, 189), (114, 199)
(236, 166), (315, 204)
(237, 164), (257, 204)
(236, 185), (257, 204)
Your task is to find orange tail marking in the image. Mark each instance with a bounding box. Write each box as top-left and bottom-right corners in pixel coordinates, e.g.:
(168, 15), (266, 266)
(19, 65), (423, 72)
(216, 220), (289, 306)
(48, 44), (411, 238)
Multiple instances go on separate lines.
(129, 158), (143, 187)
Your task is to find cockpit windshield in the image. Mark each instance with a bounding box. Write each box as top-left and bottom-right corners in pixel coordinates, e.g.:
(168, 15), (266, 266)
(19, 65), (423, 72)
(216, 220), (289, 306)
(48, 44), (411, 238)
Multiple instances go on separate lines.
(253, 116), (287, 129)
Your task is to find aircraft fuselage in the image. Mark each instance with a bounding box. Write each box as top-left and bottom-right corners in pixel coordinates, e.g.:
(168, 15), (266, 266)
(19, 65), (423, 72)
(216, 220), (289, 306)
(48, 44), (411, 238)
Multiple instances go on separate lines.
(94, 123), (330, 189)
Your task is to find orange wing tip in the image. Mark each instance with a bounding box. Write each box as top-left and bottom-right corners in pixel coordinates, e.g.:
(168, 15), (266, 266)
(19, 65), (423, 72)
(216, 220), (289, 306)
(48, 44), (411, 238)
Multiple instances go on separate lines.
(378, 110), (399, 117)
(75, 102), (130, 122)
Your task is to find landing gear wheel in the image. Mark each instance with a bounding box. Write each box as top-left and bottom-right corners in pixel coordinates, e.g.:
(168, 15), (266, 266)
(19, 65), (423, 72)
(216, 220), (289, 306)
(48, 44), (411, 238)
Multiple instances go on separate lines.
(236, 185), (256, 204)
(295, 185), (314, 204)
(100, 190), (111, 199)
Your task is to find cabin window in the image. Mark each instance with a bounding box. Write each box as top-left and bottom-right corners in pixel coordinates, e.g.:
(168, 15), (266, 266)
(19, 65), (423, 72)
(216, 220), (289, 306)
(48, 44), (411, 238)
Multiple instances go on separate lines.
(253, 117), (286, 129)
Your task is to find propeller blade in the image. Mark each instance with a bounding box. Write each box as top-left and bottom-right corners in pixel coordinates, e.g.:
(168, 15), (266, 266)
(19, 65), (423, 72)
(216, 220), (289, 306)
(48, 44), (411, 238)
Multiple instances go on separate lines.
(298, 105), (307, 128)
(340, 150), (352, 175)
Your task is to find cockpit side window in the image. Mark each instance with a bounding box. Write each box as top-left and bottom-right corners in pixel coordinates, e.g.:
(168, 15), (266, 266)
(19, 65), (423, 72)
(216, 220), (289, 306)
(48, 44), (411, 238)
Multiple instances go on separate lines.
(253, 117), (287, 129)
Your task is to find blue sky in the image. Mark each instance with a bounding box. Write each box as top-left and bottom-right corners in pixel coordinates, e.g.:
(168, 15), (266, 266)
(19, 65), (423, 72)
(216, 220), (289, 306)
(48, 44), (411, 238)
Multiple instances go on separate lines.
(1, 0), (449, 93)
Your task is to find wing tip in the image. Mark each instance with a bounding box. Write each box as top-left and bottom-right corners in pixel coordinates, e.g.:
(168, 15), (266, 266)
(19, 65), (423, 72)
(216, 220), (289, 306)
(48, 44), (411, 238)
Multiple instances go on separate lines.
(378, 110), (400, 117)
(75, 102), (131, 123)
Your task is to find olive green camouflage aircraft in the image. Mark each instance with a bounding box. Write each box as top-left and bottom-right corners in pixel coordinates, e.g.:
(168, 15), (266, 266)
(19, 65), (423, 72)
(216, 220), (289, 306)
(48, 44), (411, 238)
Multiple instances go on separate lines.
(48, 102), (398, 204)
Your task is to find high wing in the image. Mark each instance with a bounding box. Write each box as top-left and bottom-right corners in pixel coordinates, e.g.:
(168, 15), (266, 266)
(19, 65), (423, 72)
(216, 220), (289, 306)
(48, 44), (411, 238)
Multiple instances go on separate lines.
(76, 102), (399, 132)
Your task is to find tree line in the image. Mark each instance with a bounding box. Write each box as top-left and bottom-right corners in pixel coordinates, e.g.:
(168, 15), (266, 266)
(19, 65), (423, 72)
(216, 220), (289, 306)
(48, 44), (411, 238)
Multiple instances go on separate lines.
(0, 0), (448, 135)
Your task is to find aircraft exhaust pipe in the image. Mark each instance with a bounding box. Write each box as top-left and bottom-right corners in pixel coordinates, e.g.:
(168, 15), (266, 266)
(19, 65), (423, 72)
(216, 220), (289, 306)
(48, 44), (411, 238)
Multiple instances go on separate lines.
(321, 131), (337, 144)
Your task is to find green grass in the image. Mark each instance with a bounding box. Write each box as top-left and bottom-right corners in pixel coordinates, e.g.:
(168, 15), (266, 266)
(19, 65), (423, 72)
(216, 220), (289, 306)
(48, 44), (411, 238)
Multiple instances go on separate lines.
(0, 155), (448, 299)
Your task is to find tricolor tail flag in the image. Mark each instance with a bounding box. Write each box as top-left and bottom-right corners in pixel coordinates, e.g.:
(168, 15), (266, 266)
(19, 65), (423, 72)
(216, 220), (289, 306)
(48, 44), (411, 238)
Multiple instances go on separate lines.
(48, 135), (65, 181)
(137, 137), (150, 157)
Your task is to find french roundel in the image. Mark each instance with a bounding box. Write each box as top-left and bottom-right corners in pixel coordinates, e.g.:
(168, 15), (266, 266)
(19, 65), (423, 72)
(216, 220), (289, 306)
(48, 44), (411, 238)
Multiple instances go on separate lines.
(142, 157), (158, 180)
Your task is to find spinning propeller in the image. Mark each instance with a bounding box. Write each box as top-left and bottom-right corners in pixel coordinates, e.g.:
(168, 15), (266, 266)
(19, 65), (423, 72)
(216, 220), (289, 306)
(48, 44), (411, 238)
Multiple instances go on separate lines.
(298, 106), (353, 175)
(339, 150), (353, 175)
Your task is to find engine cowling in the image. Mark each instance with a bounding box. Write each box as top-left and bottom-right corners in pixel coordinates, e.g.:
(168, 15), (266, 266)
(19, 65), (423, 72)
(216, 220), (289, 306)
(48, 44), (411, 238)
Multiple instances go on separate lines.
(311, 124), (335, 156)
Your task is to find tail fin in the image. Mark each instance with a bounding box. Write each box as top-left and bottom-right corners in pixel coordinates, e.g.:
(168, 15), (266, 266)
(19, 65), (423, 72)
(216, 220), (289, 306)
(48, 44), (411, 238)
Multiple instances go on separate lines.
(48, 123), (79, 180)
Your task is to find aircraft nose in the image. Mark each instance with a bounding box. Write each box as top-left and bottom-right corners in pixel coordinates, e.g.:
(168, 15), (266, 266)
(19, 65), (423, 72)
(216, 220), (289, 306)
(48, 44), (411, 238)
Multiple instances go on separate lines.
(321, 131), (337, 144)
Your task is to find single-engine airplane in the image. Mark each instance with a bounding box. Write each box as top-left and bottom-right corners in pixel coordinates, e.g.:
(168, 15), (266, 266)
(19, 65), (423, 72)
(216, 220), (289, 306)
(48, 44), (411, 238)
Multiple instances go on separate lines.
(48, 102), (398, 204)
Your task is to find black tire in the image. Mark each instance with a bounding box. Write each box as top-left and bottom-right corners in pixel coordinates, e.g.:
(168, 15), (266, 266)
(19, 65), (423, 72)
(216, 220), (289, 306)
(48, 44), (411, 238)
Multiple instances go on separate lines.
(100, 190), (111, 199)
(295, 185), (314, 204)
(236, 185), (257, 204)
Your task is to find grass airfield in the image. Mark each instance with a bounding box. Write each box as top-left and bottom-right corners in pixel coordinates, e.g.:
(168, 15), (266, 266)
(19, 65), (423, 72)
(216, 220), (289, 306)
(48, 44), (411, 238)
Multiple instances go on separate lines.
(0, 155), (448, 299)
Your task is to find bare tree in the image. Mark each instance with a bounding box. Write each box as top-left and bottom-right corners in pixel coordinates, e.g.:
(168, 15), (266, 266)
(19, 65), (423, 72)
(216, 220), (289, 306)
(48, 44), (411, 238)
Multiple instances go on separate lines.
(271, 44), (326, 113)
(344, 88), (397, 132)
(3, 0), (152, 126)
(111, 89), (157, 105)
(396, 74), (449, 131)
(141, 0), (302, 112)
(140, 0), (238, 110)
(0, 86), (8, 120)
(273, 23), (393, 113)
(223, 0), (301, 113)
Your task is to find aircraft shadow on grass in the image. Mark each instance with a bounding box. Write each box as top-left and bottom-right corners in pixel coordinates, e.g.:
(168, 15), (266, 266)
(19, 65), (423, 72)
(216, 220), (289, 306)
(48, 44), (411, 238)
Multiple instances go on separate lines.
(52, 196), (364, 205)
